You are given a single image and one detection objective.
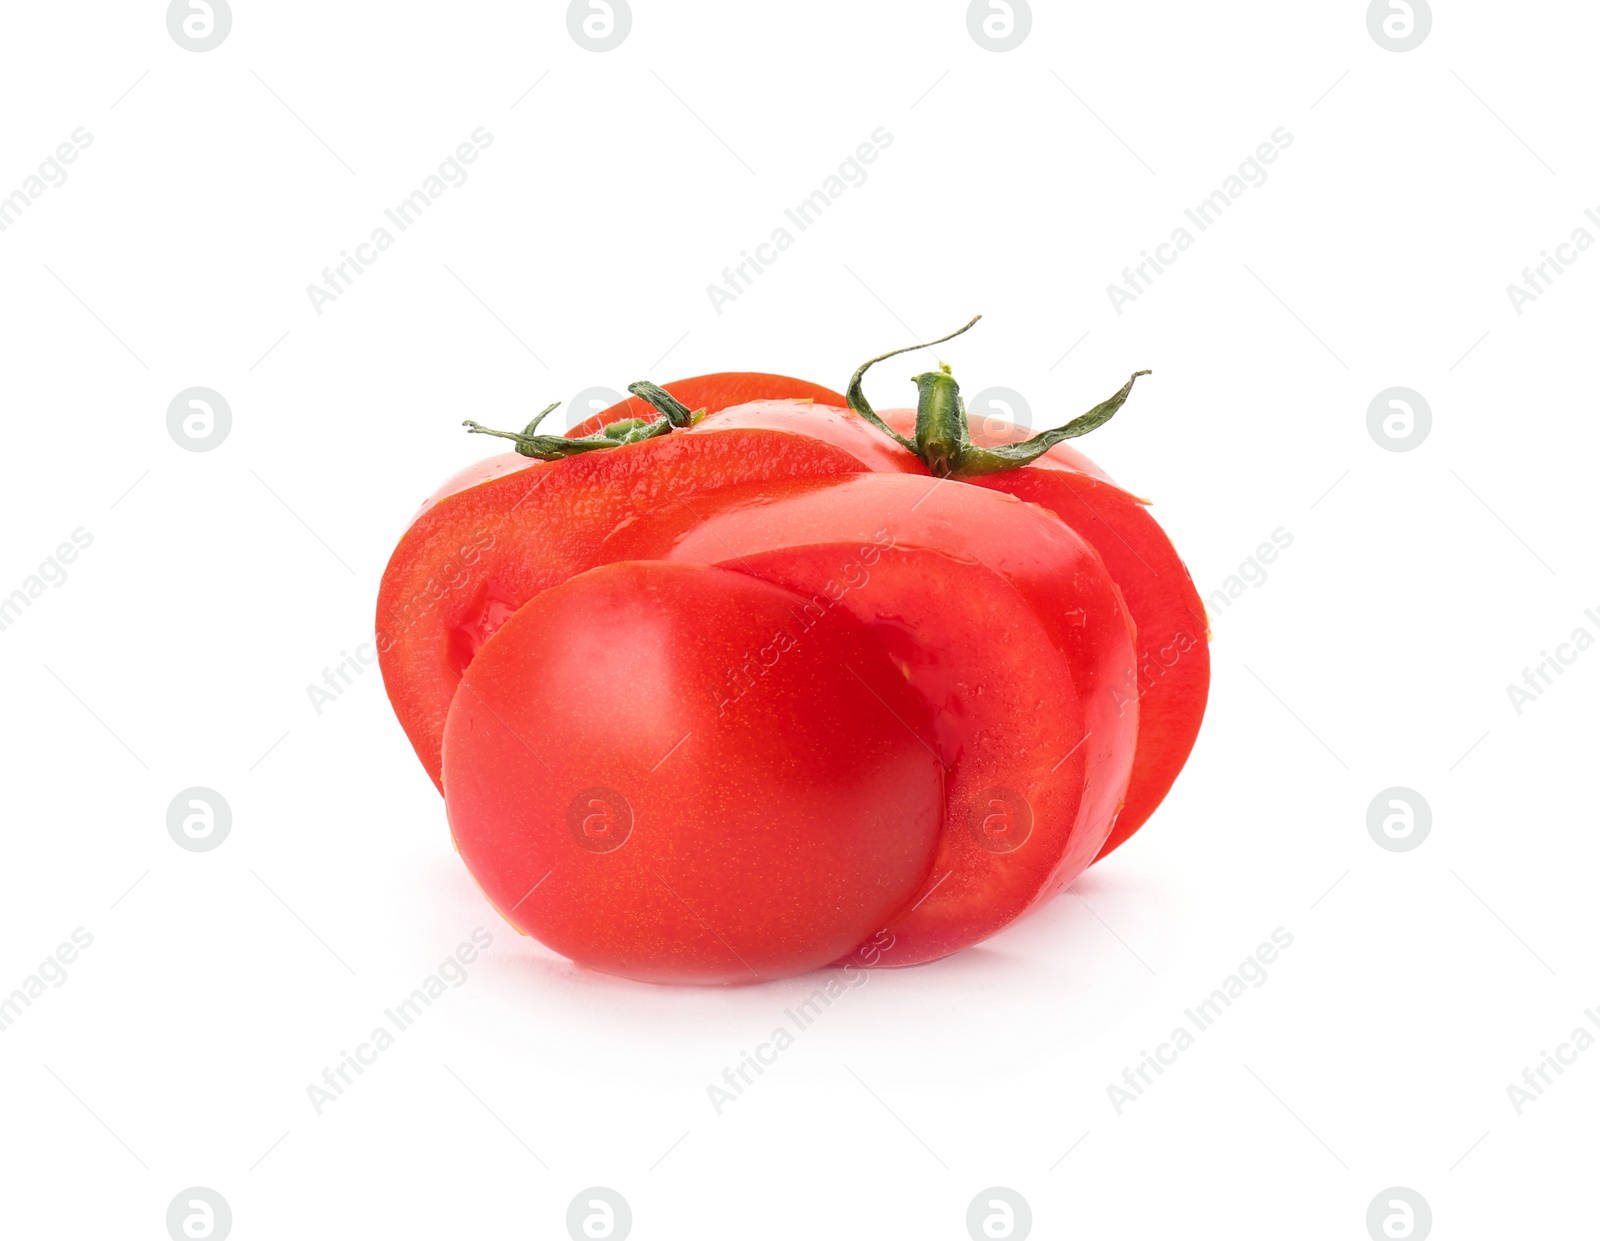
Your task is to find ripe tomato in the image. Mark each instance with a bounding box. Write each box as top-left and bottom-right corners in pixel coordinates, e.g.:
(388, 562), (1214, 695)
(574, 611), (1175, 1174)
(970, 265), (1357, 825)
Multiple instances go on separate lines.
(441, 560), (944, 984)
(378, 323), (1209, 980)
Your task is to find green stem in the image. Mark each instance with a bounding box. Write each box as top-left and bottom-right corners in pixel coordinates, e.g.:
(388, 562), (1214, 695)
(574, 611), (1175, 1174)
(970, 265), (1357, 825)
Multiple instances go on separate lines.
(464, 399), (674, 459)
(847, 317), (1152, 477)
(912, 365), (967, 478)
(627, 381), (700, 428)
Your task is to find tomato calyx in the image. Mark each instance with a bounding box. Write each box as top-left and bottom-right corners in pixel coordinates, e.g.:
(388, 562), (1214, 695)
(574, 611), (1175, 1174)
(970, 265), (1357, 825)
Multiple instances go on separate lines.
(847, 316), (1152, 478)
(462, 382), (705, 459)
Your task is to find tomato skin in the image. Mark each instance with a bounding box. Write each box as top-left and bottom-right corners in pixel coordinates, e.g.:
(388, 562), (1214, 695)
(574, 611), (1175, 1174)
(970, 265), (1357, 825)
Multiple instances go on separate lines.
(880, 408), (1211, 858)
(564, 372), (846, 439)
(441, 561), (945, 985)
(377, 401), (918, 791)
(601, 473), (1138, 965)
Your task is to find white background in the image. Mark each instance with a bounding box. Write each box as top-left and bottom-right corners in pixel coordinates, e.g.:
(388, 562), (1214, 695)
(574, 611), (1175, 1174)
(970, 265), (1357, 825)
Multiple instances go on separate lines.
(1, 1), (1595, 1237)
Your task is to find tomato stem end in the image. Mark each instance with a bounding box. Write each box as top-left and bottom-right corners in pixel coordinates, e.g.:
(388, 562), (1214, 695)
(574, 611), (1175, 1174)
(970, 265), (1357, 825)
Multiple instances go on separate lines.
(847, 318), (1152, 477)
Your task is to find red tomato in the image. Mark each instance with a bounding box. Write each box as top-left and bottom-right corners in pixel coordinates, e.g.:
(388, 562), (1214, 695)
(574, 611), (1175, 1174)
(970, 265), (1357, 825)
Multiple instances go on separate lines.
(377, 332), (1209, 980)
(600, 473), (1137, 966)
(441, 560), (945, 984)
